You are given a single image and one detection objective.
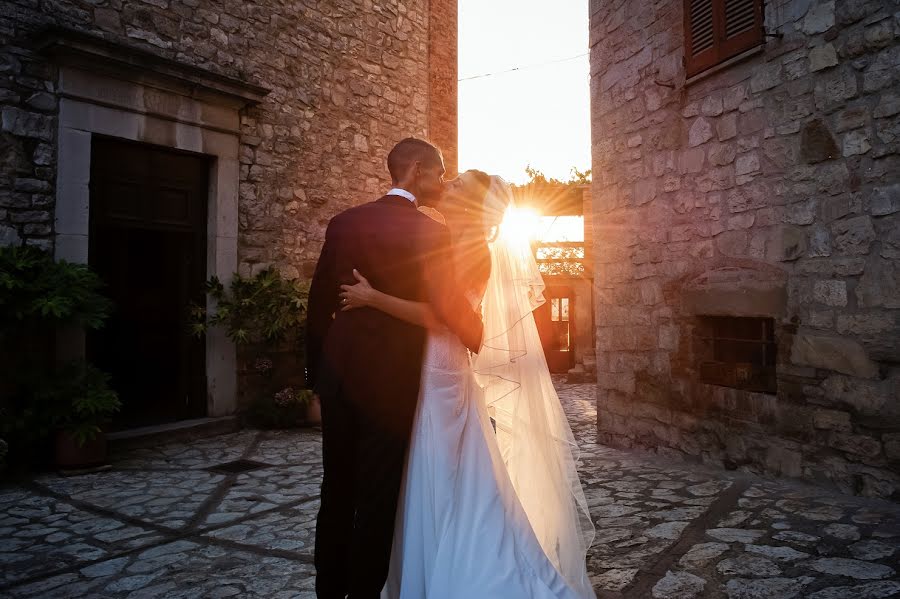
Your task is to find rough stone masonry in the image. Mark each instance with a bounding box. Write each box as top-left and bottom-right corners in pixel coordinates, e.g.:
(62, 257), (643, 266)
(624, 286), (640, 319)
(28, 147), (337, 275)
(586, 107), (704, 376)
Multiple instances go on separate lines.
(589, 0), (900, 498)
(0, 0), (457, 413)
(0, 0), (457, 278)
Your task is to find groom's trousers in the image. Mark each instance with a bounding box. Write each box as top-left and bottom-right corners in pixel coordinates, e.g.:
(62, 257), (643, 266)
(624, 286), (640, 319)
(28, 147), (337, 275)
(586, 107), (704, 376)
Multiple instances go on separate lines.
(315, 374), (409, 599)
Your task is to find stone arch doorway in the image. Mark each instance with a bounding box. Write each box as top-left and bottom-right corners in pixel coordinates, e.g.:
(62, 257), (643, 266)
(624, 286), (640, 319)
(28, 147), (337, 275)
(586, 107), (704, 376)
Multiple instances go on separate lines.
(46, 29), (269, 426)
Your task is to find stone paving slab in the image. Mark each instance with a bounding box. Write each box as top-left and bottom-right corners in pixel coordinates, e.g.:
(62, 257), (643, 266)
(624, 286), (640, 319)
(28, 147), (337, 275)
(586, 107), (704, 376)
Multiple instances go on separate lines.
(35, 470), (227, 529)
(0, 490), (163, 587)
(242, 432), (323, 467)
(6, 541), (316, 598)
(555, 379), (900, 599)
(111, 431), (260, 470)
(0, 378), (898, 598)
(202, 469), (319, 527)
(205, 502), (318, 555)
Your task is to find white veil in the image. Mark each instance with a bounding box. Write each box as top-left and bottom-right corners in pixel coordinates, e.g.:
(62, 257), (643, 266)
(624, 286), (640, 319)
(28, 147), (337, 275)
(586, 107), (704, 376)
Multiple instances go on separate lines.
(473, 176), (595, 596)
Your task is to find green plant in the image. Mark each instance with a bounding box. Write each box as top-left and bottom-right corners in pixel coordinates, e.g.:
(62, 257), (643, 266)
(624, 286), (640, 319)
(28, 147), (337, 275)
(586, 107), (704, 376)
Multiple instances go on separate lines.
(189, 267), (309, 345)
(189, 267), (312, 428)
(35, 362), (122, 446)
(0, 246), (116, 461)
(247, 387), (313, 429)
(1, 361), (121, 456)
(523, 165), (592, 186)
(0, 245), (112, 331)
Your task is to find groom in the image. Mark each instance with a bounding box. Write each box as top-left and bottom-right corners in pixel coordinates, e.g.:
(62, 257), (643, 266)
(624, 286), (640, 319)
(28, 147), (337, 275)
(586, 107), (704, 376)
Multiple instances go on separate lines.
(307, 138), (484, 599)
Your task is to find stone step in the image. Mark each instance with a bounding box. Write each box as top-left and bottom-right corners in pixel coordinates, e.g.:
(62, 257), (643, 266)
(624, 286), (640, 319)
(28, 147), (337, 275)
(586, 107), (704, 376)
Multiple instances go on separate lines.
(107, 416), (241, 452)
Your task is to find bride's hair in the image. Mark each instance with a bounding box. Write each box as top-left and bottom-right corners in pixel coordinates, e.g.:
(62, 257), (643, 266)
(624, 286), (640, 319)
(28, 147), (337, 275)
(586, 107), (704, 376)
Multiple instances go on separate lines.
(466, 169), (491, 197)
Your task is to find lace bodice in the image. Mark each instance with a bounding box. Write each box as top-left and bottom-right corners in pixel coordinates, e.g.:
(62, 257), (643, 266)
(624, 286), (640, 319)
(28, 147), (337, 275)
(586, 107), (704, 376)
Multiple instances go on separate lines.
(423, 328), (469, 371)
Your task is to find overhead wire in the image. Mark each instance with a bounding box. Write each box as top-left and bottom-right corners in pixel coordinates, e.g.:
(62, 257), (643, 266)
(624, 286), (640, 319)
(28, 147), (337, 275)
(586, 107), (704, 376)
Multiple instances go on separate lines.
(458, 52), (589, 82)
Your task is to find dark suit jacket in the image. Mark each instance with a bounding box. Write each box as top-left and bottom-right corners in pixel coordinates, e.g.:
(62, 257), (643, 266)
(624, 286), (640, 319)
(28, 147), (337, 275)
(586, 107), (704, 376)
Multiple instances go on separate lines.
(306, 195), (484, 436)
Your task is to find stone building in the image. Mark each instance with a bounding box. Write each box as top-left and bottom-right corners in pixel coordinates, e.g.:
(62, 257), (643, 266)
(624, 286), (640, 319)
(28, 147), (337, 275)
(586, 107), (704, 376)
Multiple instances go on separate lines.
(0, 0), (457, 426)
(590, 0), (900, 497)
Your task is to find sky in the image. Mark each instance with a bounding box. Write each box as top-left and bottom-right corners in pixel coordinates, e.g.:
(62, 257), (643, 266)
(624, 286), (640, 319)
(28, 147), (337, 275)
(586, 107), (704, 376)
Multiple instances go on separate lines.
(457, 0), (591, 185)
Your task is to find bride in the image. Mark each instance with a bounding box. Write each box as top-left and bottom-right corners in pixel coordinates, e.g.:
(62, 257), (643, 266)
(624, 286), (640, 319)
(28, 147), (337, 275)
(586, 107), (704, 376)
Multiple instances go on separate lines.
(339, 171), (596, 599)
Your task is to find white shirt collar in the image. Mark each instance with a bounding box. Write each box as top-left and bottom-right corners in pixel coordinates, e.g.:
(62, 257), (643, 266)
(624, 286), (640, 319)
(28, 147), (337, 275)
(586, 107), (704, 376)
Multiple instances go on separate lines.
(387, 188), (417, 204)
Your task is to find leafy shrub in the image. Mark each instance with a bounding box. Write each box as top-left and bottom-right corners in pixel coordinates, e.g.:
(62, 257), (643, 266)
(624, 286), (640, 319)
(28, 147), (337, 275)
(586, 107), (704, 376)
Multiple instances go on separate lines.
(246, 387), (313, 429)
(0, 246), (116, 464)
(189, 267), (312, 428)
(0, 245), (112, 331)
(189, 267), (309, 345)
(34, 361), (121, 446)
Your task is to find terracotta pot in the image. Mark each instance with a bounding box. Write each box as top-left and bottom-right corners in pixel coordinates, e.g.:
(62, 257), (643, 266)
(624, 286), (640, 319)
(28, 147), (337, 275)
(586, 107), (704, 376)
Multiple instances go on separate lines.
(55, 430), (107, 469)
(306, 395), (322, 426)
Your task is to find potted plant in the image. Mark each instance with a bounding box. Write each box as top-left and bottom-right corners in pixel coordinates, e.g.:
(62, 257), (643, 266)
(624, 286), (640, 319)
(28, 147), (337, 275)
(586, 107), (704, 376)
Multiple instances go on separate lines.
(246, 386), (315, 429)
(189, 267), (318, 426)
(33, 361), (121, 468)
(0, 245), (116, 471)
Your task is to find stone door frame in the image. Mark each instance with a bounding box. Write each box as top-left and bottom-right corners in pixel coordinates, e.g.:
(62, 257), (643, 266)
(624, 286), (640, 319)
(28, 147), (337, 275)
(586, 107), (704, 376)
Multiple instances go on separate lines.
(45, 30), (268, 419)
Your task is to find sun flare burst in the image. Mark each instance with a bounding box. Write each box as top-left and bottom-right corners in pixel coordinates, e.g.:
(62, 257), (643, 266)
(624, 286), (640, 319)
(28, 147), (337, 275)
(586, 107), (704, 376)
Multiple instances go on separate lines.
(499, 206), (542, 243)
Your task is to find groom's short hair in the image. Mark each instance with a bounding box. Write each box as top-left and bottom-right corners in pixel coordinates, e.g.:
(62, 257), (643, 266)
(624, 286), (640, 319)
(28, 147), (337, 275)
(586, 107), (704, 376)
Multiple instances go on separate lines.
(388, 138), (442, 183)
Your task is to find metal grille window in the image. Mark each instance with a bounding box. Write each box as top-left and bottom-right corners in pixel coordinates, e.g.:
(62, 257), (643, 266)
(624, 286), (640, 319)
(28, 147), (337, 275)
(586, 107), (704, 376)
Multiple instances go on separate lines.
(697, 316), (777, 394)
(685, 0), (765, 77)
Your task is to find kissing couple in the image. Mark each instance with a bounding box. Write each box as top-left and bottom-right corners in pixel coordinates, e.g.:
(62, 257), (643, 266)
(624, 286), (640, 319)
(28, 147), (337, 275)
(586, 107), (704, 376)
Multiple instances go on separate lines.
(307, 138), (596, 599)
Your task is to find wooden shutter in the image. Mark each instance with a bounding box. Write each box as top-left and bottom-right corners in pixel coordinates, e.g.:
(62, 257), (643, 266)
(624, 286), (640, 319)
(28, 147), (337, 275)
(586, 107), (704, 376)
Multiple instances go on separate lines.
(685, 0), (764, 77)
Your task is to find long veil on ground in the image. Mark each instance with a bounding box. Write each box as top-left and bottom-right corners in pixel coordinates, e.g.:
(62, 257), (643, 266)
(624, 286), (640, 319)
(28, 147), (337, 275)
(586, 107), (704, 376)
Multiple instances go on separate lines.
(472, 176), (595, 597)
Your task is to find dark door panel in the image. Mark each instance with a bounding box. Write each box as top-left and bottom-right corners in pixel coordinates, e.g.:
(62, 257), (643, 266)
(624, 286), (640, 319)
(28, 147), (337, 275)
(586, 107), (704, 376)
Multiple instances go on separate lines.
(534, 286), (575, 374)
(88, 136), (209, 428)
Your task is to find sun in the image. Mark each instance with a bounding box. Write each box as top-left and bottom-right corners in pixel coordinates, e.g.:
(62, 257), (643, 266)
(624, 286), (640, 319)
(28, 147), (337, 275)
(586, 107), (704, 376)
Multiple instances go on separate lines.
(499, 206), (542, 243)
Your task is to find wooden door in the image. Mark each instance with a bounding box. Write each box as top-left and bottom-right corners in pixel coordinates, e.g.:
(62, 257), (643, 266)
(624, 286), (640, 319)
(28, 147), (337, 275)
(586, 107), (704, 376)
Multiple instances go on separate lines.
(87, 137), (209, 429)
(534, 286), (575, 373)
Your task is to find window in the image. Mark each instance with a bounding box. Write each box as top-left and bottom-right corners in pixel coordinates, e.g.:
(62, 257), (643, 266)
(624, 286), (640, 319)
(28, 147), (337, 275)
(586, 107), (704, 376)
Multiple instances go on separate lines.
(550, 297), (571, 352)
(696, 316), (777, 394)
(684, 0), (765, 77)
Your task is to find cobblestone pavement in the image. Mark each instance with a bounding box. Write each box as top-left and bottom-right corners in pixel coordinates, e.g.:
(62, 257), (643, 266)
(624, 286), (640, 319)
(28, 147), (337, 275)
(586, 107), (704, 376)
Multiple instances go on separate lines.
(2, 379), (899, 598)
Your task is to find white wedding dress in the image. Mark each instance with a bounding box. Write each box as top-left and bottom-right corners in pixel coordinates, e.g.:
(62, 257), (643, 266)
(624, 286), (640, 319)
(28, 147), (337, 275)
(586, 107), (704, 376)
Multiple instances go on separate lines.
(382, 178), (596, 599)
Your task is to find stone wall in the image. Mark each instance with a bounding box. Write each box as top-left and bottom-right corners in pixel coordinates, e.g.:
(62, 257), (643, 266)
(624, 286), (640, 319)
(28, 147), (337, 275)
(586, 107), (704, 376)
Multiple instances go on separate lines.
(0, 0), (456, 277)
(590, 0), (900, 497)
(427, 0), (458, 178)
